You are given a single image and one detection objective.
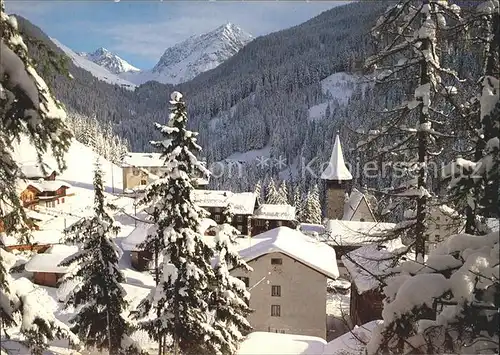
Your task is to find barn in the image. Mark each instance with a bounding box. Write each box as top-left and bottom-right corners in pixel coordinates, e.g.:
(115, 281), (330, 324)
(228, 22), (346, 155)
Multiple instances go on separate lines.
(24, 244), (78, 287)
(341, 242), (403, 326)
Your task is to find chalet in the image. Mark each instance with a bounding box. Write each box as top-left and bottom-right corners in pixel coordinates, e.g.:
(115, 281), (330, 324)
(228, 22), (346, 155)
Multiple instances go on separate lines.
(322, 220), (395, 278)
(192, 190), (258, 235)
(24, 244), (78, 287)
(251, 204), (297, 236)
(298, 223), (325, 238)
(19, 162), (58, 181)
(341, 243), (403, 326)
(426, 204), (464, 252)
(231, 227), (339, 339)
(122, 216), (217, 271)
(122, 152), (209, 192)
(20, 181), (72, 208)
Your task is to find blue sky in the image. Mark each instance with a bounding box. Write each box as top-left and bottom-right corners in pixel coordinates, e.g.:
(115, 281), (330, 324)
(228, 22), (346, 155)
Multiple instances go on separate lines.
(6, 1), (348, 69)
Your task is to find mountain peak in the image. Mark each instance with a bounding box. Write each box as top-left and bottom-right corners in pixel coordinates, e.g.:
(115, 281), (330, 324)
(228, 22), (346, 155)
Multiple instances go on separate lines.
(81, 48), (140, 74)
(146, 23), (252, 84)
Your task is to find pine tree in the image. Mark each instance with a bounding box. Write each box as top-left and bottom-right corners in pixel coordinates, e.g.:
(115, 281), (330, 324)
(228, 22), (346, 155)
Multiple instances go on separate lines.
(209, 204), (253, 354)
(59, 161), (142, 355)
(265, 178), (280, 204)
(254, 180), (262, 204)
(276, 181), (289, 205)
(1, 4), (76, 353)
(360, 0), (462, 259)
(293, 184), (304, 222)
(446, 1), (499, 232)
(134, 92), (221, 355)
(0, 3), (71, 242)
(301, 184), (322, 224)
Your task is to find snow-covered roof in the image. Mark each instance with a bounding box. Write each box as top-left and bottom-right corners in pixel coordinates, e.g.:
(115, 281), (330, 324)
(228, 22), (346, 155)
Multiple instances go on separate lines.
(299, 223), (325, 235)
(237, 227), (339, 279)
(237, 332), (326, 355)
(253, 204), (296, 221)
(19, 161), (57, 179)
(26, 210), (53, 222)
(27, 180), (71, 193)
(192, 190), (257, 215)
(321, 134), (353, 181)
(341, 241), (404, 294)
(122, 152), (164, 167)
(436, 204), (459, 218)
(324, 220), (396, 246)
(24, 244), (78, 273)
(343, 188), (375, 221)
(121, 217), (217, 251)
(322, 320), (381, 355)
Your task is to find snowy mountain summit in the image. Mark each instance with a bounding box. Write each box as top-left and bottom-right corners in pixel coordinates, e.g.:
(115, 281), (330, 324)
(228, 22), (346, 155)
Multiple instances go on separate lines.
(123, 23), (252, 85)
(79, 47), (140, 74)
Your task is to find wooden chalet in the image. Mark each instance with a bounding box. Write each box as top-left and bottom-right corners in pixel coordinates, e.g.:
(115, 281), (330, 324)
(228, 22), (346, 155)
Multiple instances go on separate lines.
(123, 217), (218, 271)
(24, 245), (78, 287)
(20, 162), (58, 181)
(19, 181), (72, 209)
(192, 190), (258, 236)
(341, 243), (402, 326)
(251, 204), (297, 236)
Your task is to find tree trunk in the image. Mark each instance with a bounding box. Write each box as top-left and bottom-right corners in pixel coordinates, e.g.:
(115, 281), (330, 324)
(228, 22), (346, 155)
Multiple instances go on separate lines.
(415, 7), (431, 260)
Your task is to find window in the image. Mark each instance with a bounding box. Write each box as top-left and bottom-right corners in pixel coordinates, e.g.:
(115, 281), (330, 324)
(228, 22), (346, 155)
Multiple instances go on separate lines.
(271, 285), (281, 297)
(237, 276), (250, 288)
(214, 207), (221, 213)
(236, 215), (243, 222)
(360, 218), (365, 222)
(132, 169), (139, 176)
(271, 305), (281, 317)
(214, 214), (221, 223)
(61, 198), (65, 203)
(237, 225), (243, 232)
(255, 219), (265, 226)
(140, 179), (147, 185)
(276, 220), (283, 226)
(271, 258), (282, 265)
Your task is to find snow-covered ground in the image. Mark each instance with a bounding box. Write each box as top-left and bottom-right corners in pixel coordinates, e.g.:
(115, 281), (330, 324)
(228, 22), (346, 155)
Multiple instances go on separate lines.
(308, 72), (370, 121)
(50, 38), (136, 90)
(4, 138), (353, 354)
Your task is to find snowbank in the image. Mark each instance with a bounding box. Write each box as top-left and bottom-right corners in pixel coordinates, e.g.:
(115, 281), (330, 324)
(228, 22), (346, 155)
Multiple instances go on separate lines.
(237, 332), (326, 355)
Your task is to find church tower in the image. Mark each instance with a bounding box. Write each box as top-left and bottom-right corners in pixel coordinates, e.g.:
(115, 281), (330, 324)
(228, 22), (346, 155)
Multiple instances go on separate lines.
(321, 133), (353, 220)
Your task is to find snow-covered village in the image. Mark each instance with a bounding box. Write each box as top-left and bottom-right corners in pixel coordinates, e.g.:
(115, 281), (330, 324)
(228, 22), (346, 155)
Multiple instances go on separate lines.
(0, 0), (499, 354)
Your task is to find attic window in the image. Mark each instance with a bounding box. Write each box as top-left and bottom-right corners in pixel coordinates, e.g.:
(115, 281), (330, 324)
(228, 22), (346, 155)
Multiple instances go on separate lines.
(271, 258), (282, 265)
(360, 218), (365, 222)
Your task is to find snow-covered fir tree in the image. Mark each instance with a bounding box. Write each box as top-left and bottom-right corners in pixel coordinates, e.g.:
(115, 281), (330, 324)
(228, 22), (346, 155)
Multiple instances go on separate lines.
(0, 3), (77, 354)
(0, 250), (78, 355)
(359, 0), (463, 259)
(366, 2), (499, 354)
(367, 230), (499, 354)
(276, 181), (289, 205)
(446, 0), (499, 232)
(254, 180), (262, 204)
(66, 112), (129, 165)
(264, 178), (280, 204)
(59, 161), (142, 355)
(301, 184), (322, 224)
(134, 92), (224, 355)
(0, 1), (71, 242)
(208, 204), (253, 355)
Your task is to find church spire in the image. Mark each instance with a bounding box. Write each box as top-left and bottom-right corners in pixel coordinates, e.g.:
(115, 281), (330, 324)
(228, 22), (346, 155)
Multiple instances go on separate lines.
(321, 133), (353, 181)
